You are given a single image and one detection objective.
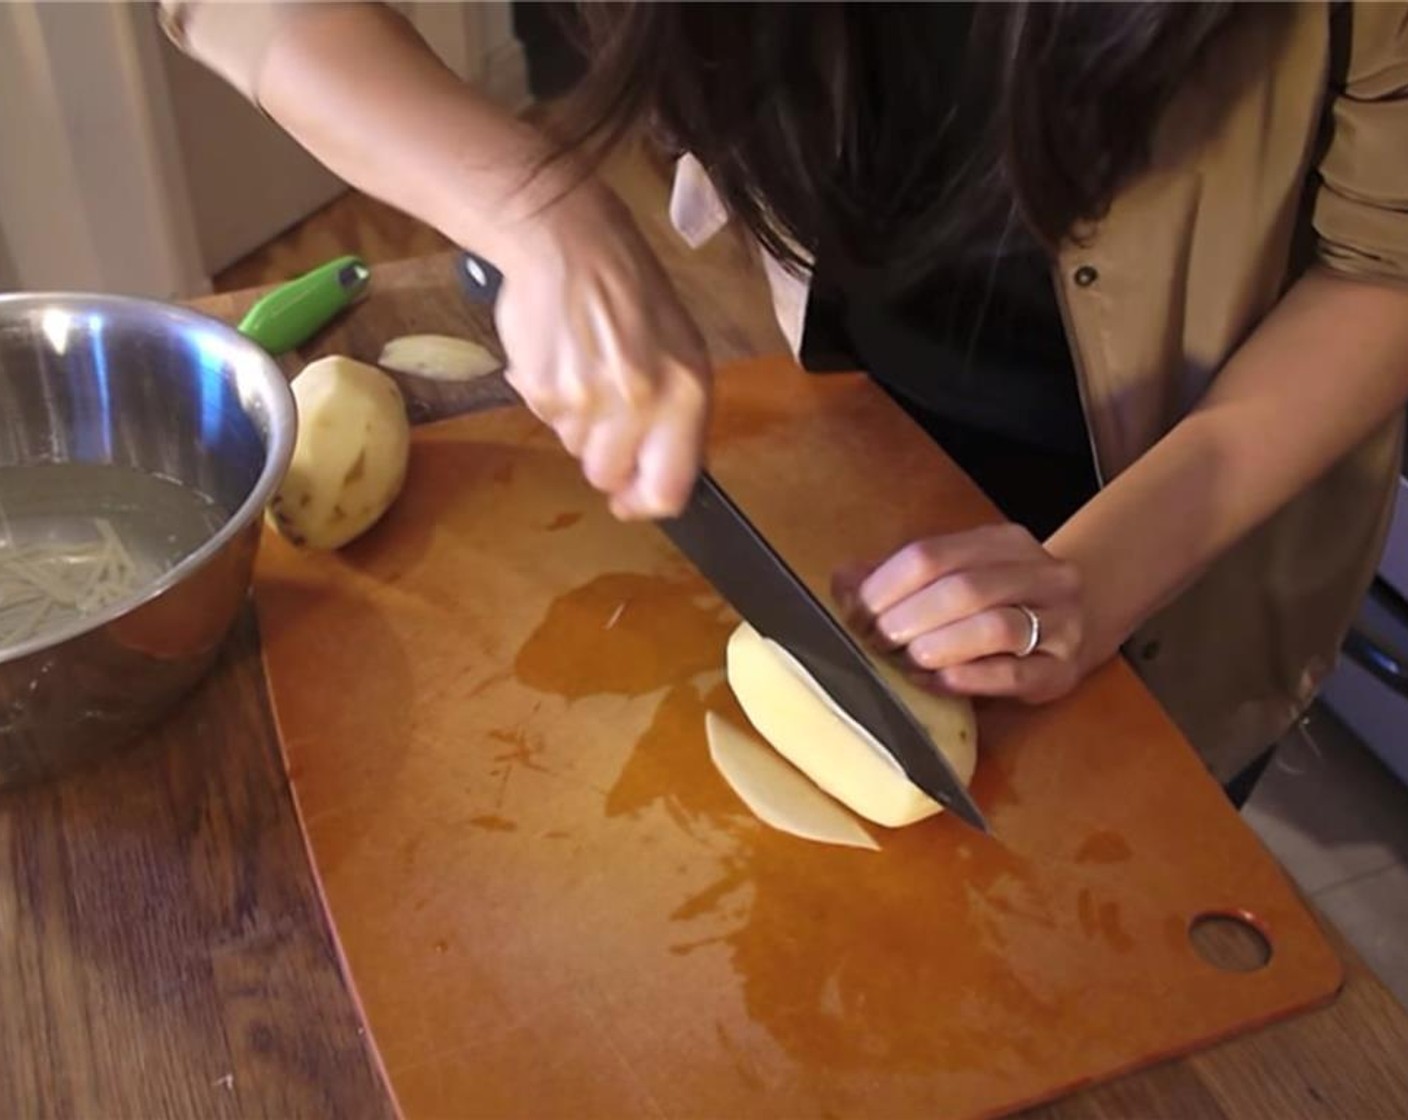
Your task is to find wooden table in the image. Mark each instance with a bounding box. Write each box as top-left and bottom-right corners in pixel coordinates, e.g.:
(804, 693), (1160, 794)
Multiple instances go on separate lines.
(3, 251), (1407, 1119)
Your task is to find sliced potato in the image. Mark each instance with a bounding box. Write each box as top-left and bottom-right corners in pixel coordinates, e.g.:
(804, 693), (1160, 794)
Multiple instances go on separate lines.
(725, 622), (978, 828)
(267, 355), (410, 550)
(378, 334), (500, 381)
(707, 712), (879, 850)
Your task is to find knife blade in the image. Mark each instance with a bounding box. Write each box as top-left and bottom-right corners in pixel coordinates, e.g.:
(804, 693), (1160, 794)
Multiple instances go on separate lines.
(452, 249), (989, 834)
(659, 472), (990, 834)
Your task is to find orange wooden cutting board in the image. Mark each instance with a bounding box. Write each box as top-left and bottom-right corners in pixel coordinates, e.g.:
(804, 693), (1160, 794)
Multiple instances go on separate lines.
(255, 355), (1342, 1120)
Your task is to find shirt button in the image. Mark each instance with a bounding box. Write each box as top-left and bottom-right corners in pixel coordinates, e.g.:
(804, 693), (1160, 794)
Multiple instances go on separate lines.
(1074, 265), (1099, 287)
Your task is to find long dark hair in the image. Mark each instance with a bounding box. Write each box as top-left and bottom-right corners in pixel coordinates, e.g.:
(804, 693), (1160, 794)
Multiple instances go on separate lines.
(557, 2), (1239, 283)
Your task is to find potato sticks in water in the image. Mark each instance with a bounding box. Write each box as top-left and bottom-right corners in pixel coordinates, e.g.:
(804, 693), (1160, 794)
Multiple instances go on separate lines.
(0, 518), (146, 648)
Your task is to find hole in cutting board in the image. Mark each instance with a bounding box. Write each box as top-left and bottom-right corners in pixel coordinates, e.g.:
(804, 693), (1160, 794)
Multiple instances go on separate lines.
(1188, 912), (1272, 972)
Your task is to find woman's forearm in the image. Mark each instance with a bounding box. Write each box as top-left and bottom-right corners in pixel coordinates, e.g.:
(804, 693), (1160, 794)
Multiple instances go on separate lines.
(254, 3), (584, 265)
(1047, 269), (1408, 669)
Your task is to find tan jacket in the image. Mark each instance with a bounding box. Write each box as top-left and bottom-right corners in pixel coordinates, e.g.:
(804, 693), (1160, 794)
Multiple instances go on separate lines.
(677, 2), (1408, 781)
(166, 1), (1408, 780)
(1065, 3), (1405, 780)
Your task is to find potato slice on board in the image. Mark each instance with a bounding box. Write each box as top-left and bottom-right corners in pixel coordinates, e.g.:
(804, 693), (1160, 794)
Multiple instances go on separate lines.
(706, 711), (879, 851)
(378, 334), (500, 382)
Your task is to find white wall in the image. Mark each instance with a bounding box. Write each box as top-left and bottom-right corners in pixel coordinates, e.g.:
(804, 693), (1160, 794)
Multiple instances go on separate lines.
(0, 2), (207, 298)
(0, 1), (527, 299)
(0, 232), (18, 293)
(395, 2), (529, 107)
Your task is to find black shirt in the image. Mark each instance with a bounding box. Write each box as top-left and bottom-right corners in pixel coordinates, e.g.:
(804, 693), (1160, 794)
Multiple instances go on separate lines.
(798, 3), (1099, 535)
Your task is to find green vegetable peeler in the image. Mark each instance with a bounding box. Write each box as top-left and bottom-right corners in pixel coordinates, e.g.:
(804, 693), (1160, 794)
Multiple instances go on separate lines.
(237, 254), (371, 355)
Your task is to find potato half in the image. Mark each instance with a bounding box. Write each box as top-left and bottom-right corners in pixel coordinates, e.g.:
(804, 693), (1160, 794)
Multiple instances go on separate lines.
(725, 622), (978, 828)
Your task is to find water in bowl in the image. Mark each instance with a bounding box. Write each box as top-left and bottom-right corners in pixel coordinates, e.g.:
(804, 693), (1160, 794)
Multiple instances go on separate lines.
(0, 463), (228, 652)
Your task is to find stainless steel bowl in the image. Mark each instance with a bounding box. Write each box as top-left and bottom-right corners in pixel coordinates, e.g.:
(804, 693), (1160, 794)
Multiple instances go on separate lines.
(0, 293), (295, 786)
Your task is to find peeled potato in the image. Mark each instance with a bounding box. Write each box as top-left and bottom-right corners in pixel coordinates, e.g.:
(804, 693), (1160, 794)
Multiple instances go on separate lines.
(378, 334), (500, 381)
(725, 622), (977, 828)
(707, 712), (879, 851)
(267, 355), (410, 550)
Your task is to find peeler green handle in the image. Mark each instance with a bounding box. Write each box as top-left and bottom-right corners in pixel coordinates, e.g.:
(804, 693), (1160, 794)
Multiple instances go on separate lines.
(237, 254), (371, 355)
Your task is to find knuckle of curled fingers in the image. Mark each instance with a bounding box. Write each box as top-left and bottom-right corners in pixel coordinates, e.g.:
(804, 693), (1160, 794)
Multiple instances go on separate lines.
(621, 366), (659, 406)
(991, 521), (1032, 548)
(581, 459), (618, 491)
(979, 610), (1017, 651)
(874, 618), (906, 649)
(908, 637), (946, 671)
(650, 479), (692, 516)
(681, 349), (711, 381)
(507, 362), (550, 393)
(945, 572), (985, 615)
(520, 385), (563, 416)
(669, 371), (709, 411)
(1052, 560), (1082, 597)
(505, 370), (537, 405)
(1036, 625), (1067, 659)
(1058, 620), (1087, 663)
(997, 659), (1027, 692)
(893, 542), (936, 586)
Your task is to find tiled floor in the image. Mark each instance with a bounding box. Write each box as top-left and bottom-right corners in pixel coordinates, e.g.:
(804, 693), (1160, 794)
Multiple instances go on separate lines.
(1245, 703), (1408, 1009)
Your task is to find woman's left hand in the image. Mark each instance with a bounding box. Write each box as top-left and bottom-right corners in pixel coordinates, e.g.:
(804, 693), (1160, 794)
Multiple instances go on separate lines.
(833, 522), (1090, 704)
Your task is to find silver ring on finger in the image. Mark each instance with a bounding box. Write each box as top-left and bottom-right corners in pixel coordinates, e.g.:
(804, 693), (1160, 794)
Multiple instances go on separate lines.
(1014, 604), (1041, 658)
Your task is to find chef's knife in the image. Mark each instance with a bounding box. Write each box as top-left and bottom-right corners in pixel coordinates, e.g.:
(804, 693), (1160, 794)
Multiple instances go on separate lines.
(453, 249), (991, 834)
(659, 472), (990, 833)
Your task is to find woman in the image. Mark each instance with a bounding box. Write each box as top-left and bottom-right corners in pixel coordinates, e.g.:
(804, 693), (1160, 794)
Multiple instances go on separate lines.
(161, 2), (1408, 802)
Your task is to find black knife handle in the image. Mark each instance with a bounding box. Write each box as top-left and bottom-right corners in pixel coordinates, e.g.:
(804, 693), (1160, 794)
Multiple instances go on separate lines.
(455, 250), (503, 306)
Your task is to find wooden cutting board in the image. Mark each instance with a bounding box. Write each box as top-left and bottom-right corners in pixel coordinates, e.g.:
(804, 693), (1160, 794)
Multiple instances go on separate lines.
(255, 355), (1342, 1120)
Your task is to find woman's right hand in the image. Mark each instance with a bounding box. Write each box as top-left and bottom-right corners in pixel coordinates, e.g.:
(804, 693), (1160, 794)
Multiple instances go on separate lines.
(235, 1), (710, 518)
(492, 183), (712, 521)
